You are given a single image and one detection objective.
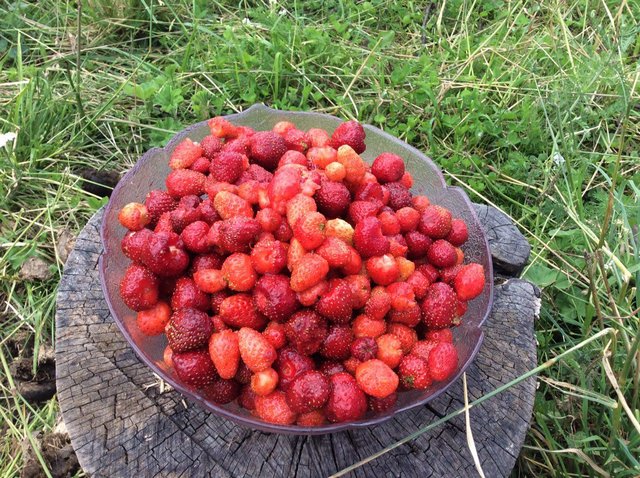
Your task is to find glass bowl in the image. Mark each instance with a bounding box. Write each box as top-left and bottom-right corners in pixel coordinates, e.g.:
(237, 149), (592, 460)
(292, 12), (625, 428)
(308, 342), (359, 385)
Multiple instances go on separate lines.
(99, 103), (493, 435)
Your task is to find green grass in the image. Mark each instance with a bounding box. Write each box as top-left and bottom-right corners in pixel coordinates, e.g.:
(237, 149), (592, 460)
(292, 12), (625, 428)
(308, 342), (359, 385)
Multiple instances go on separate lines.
(1, 0), (639, 476)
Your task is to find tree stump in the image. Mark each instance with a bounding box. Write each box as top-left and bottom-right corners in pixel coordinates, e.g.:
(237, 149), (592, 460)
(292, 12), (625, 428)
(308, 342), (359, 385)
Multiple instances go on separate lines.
(56, 205), (538, 478)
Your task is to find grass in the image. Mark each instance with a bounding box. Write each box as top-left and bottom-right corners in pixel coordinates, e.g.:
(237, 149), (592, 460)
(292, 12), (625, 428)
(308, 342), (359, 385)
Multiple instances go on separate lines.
(0, 0), (638, 476)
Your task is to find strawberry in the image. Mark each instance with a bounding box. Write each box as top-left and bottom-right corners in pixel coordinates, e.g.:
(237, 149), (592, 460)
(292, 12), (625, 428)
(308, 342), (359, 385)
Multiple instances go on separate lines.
(235, 362), (253, 385)
(396, 257), (415, 281)
(211, 315), (227, 333)
(293, 212), (326, 250)
(204, 179), (237, 199)
(355, 359), (399, 398)
(171, 277), (210, 312)
(237, 180), (263, 205)
(368, 392), (397, 413)
(366, 254), (400, 285)
(388, 234), (409, 257)
(318, 361), (346, 377)
(412, 195), (431, 212)
(219, 294), (267, 329)
(348, 200), (380, 224)
(136, 301), (171, 336)
(251, 368), (279, 396)
(376, 333), (404, 368)
(252, 274), (300, 322)
(296, 279), (329, 307)
(285, 370), (330, 413)
(426, 239), (457, 268)
(388, 303), (422, 327)
(218, 216), (261, 253)
(325, 218), (354, 245)
(238, 385), (257, 410)
(223, 135), (252, 155)
(386, 282), (416, 311)
(454, 263), (486, 300)
(238, 163), (274, 185)
(209, 151), (246, 183)
(283, 128), (310, 153)
(285, 194), (316, 229)
(169, 138), (203, 169)
(120, 264), (159, 311)
(180, 220), (210, 254)
(154, 211), (174, 233)
(350, 337), (378, 361)
(400, 172), (413, 188)
(315, 279), (354, 324)
(196, 198), (220, 225)
(263, 321), (287, 349)
(371, 152), (405, 183)
(336, 145), (367, 184)
(446, 218), (469, 246)
(250, 239), (287, 274)
(172, 349), (217, 388)
(365, 286), (392, 321)
(208, 329), (239, 379)
(121, 228), (153, 263)
(170, 196), (202, 232)
(343, 356), (361, 375)
(320, 325), (354, 360)
(274, 348), (315, 390)
(457, 299), (468, 318)
(307, 146), (337, 168)
(330, 121), (366, 154)
(354, 216), (389, 258)
(290, 253), (329, 292)
(221, 253), (256, 292)
(287, 238), (307, 271)
(285, 309), (328, 355)
(297, 410), (327, 426)
(268, 167), (302, 210)
(256, 207), (282, 232)
(396, 207), (420, 232)
(190, 253), (224, 274)
(166, 169), (206, 197)
(255, 391), (297, 425)
(398, 354), (432, 389)
(378, 210), (401, 235)
(200, 134), (223, 158)
(354, 181), (384, 202)
(418, 205), (453, 239)
(344, 274), (371, 309)
(166, 308), (214, 352)
(213, 190), (253, 219)
(118, 202), (150, 231)
(411, 340), (437, 362)
(238, 327), (277, 372)
(341, 247), (363, 275)
(352, 314), (387, 338)
(249, 131), (287, 171)
(439, 264), (463, 285)
(421, 282), (459, 329)
(307, 128), (331, 147)
(144, 190), (177, 223)
(203, 377), (240, 404)
(325, 372), (367, 423)
(428, 342), (458, 381)
(316, 236), (351, 268)
(163, 346), (174, 368)
(191, 156), (211, 176)
(193, 268), (226, 294)
(208, 116), (242, 138)
(384, 182), (412, 211)
(406, 271), (431, 300)
(314, 180), (351, 219)
(425, 329), (454, 343)
(274, 219), (294, 242)
(325, 161), (346, 181)
(416, 263), (439, 284)
(386, 323), (417, 354)
(210, 290), (230, 315)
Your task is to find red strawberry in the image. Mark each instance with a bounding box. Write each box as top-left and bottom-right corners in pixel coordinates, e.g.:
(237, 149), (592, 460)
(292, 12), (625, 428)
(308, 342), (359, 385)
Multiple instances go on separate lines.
(154, 211), (174, 233)
(366, 254), (400, 285)
(365, 286), (391, 321)
(446, 218), (468, 246)
(297, 410), (327, 426)
(286, 370), (330, 413)
(210, 290), (230, 316)
(120, 264), (159, 311)
(318, 361), (346, 377)
(283, 128), (310, 153)
(419, 205), (453, 239)
(336, 145), (367, 184)
(396, 207), (420, 232)
(285, 309), (328, 355)
(191, 157), (210, 178)
(170, 196), (202, 233)
(404, 230), (432, 259)
(250, 239), (287, 274)
(344, 274), (371, 309)
(192, 269), (225, 294)
(307, 128), (331, 147)
(350, 337), (378, 361)
(316, 236), (350, 268)
(354, 181), (383, 202)
(145, 190), (177, 222)
(388, 303), (422, 327)
(189, 253), (224, 274)
(396, 256), (415, 280)
(376, 333), (403, 369)
(354, 216), (389, 258)
(213, 190), (253, 219)
(307, 146), (338, 168)
(384, 182), (412, 211)
(314, 180), (351, 219)
(342, 356), (362, 375)
(253, 274), (300, 322)
(219, 294), (266, 329)
(203, 377), (240, 404)
(200, 134), (223, 158)
(387, 323), (417, 354)
(169, 138), (203, 169)
(166, 169), (206, 197)
(398, 354), (432, 389)
(251, 368), (279, 396)
(221, 253), (256, 292)
(341, 247), (363, 275)
(294, 212), (326, 250)
(290, 253), (329, 292)
(255, 390), (297, 425)
(386, 282), (416, 311)
(416, 263), (439, 284)
(209, 151), (246, 183)
(355, 359), (399, 398)
(287, 237), (307, 271)
(118, 202), (150, 231)
(263, 321), (287, 349)
(223, 135), (252, 155)
(421, 282), (459, 329)
(406, 271), (431, 300)
(320, 325), (354, 360)
(325, 372), (367, 423)
(238, 163), (274, 185)
(235, 362), (253, 385)
(426, 239), (457, 268)
(425, 329), (454, 343)
(121, 228), (153, 263)
(411, 340), (437, 362)
(388, 234), (409, 257)
(172, 349), (217, 388)
(163, 346), (174, 368)
(166, 308), (214, 352)
(275, 348), (315, 390)
(180, 221), (210, 254)
(249, 131), (287, 171)
(347, 200), (380, 224)
(368, 392), (397, 413)
(315, 279), (354, 324)
(256, 207), (282, 232)
(378, 210), (401, 235)
(171, 277), (210, 312)
(238, 385), (257, 410)
(208, 116), (242, 138)
(330, 121), (366, 154)
(208, 329), (239, 379)
(296, 279), (329, 307)
(454, 263), (486, 300)
(352, 314), (387, 339)
(400, 171), (413, 188)
(238, 327), (277, 372)
(136, 301), (171, 336)
(237, 180), (262, 205)
(371, 152), (404, 183)
(273, 121), (296, 135)
(428, 342), (458, 381)
(218, 217), (261, 253)
(286, 193), (317, 228)
(274, 219), (294, 242)
(439, 264), (463, 285)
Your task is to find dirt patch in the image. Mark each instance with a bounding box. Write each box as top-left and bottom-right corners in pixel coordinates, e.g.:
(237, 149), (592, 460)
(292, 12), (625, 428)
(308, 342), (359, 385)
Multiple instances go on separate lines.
(21, 420), (80, 478)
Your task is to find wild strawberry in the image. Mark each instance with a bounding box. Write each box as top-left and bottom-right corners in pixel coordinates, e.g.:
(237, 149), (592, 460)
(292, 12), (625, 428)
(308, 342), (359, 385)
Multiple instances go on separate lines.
(249, 131), (287, 171)
(274, 219), (293, 242)
(136, 301), (171, 336)
(400, 172), (413, 188)
(290, 253), (329, 292)
(347, 200), (380, 224)
(286, 193), (317, 228)
(179, 221), (210, 254)
(285, 370), (330, 413)
(316, 236), (350, 268)
(172, 349), (216, 388)
(219, 294), (266, 329)
(144, 190), (177, 223)
(315, 279), (354, 324)
(197, 198), (221, 224)
(344, 274), (371, 309)
(325, 161), (346, 181)
(238, 385), (257, 410)
(193, 269), (226, 294)
(209, 151), (246, 183)
(208, 329), (239, 379)
(285, 309), (328, 355)
(256, 207), (282, 232)
(296, 279), (329, 307)
(404, 230), (432, 259)
(118, 202), (150, 231)
(376, 334), (404, 369)
(235, 362), (253, 385)
(365, 286), (391, 320)
(325, 372), (367, 423)
(398, 354), (432, 389)
(439, 264), (463, 285)
(388, 234), (409, 257)
(457, 300), (468, 318)
(170, 196), (202, 233)
(421, 282), (459, 329)
(447, 218), (469, 246)
(412, 195), (431, 212)
(213, 190), (253, 219)
(386, 282), (416, 311)
(350, 337), (378, 361)
(253, 274), (300, 323)
(387, 323), (417, 354)
(354, 181), (383, 202)
(189, 253), (224, 274)
(325, 218), (354, 245)
(336, 145), (367, 184)
(314, 180), (351, 219)
(356, 359), (399, 399)
(419, 205), (452, 239)
(318, 361), (346, 377)
(274, 348), (315, 390)
(454, 263), (486, 300)
(170, 138), (203, 169)
(166, 308), (214, 352)
(353, 216), (389, 259)
(330, 121), (366, 154)
(406, 271), (430, 299)
(320, 325), (354, 360)
(237, 327), (277, 372)
(371, 152), (404, 183)
(263, 321), (287, 349)
(411, 340), (437, 361)
(417, 263), (439, 284)
(378, 210), (401, 235)
(341, 247), (363, 275)
(384, 182), (412, 211)
(287, 238), (307, 271)
(204, 377), (240, 404)
(121, 228), (153, 263)
(120, 264), (159, 311)
(208, 116), (242, 138)
(221, 253), (256, 292)
(426, 329), (454, 343)
(342, 356), (361, 375)
(297, 410), (327, 426)
(251, 368), (279, 396)
(283, 128), (310, 152)
(255, 391), (297, 425)
(427, 239), (457, 268)
(204, 178), (237, 199)
(249, 239), (286, 274)
(268, 167), (302, 211)
(368, 392), (397, 413)
(352, 314), (387, 339)
(210, 290), (230, 315)
(307, 146), (337, 169)
(218, 216), (261, 253)
(388, 303), (422, 327)
(428, 342), (458, 381)
(396, 207), (420, 232)
(154, 211), (174, 233)
(366, 254), (400, 285)
(211, 315), (227, 333)
(307, 128), (331, 147)
(166, 169), (206, 197)
(200, 134), (223, 158)
(455, 247), (464, 265)
(171, 277), (210, 311)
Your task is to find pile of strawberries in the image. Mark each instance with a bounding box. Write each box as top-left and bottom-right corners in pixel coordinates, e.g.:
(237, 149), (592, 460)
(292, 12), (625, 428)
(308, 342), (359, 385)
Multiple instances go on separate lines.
(117, 116), (485, 426)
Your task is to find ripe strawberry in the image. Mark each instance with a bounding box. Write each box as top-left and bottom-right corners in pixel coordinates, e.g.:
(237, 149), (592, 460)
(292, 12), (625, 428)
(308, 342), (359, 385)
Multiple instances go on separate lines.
(121, 228), (153, 263)
(166, 169), (206, 197)
(268, 167), (302, 210)
(248, 239), (286, 274)
(439, 264), (463, 285)
(427, 239), (457, 268)
(368, 392), (397, 413)
(235, 361), (253, 385)
(388, 302), (422, 327)
(455, 247), (464, 265)
(170, 138), (203, 169)
(285, 370), (330, 414)
(221, 253), (256, 292)
(211, 315), (227, 333)
(350, 337), (378, 361)
(355, 359), (399, 398)
(344, 274), (371, 309)
(320, 325), (354, 360)
(347, 200), (380, 224)
(296, 279), (329, 307)
(213, 190), (253, 219)
(238, 163), (274, 185)
(398, 354), (432, 389)
(366, 254), (400, 285)
(341, 246), (363, 275)
(256, 207), (282, 232)
(446, 218), (469, 246)
(387, 323), (417, 354)
(171, 277), (210, 312)
(371, 152), (405, 183)
(208, 329), (239, 379)
(283, 128), (310, 153)
(421, 282), (459, 329)
(354, 181), (384, 202)
(238, 385), (257, 410)
(330, 121), (366, 154)
(274, 219), (293, 242)
(190, 253), (224, 274)
(172, 349), (217, 388)
(218, 217), (261, 253)
(315, 279), (354, 323)
(290, 253), (329, 292)
(273, 121), (296, 135)
(411, 195), (431, 211)
(144, 190), (177, 223)
(378, 210), (401, 235)
(376, 334), (404, 368)
(210, 290), (230, 316)
(384, 182), (412, 211)
(203, 377), (240, 404)
(400, 171), (414, 188)
(163, 345), (174, 368)
(342, 356), (361, 375)
(166, 308), (214, 352)
(307, 146), (338, 168)
(352, 314), (387, 339)
(325, 161), (346, 181)
(120, 264), (159, 311)
(336, 145), (367, 184)
(386, 282), (416, 311)
(263, 321), (287, 349)
(136, 301), (171, 336)
(396, 207), (420, 232)
(325, 218), (354, 245)
(396, 257), (415, 281)
(419, 205), (453, 239)
(286, 193), (317, 228)
(204, 178), (237, 199)
(314, 180), (351, 219)
(428, 342), (458, 381)
(251, 368), (279, 396)
(406, 271), (430, 300)
(253, 274), (300, 322)
(255, 391), (297, 425)
(219, 294), (266, 329)
(249, 131), (287, 171)
(388, 234), (409, 257)
(293, 212), (326, 250)
(404, 230), (432, 259)
(454, 263), (486, 300)
(274, 348), (315, 390)
(457, 299), (468, 318)
(297, 410), (327, 426)
(238, 327), (277, 372)
(353, 216), (389, 259)
(316, 236), (351, 268)
(425, 329), (454, 343)
(209, 151), (246, 183)
(325, 372), (367, 423)
(285, 309), (328, 355)
(179, 221), (210, 254)
(208, 116), (242, 138)
(416, 263), (439, 284)
(200, 134), (223, 158)
(191, 156), (211, 175)
(154, 211), (174, 233)
(307, 128), (331, 147)
(365, 286), (392, 321)
(287, 237), (307, 271)
(318, 361), (345, 377)
(411, 340), (437, 362)
(118, 202), (150, 231)
(170, 196), (202, 233)
(193, 193), (217, 220)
